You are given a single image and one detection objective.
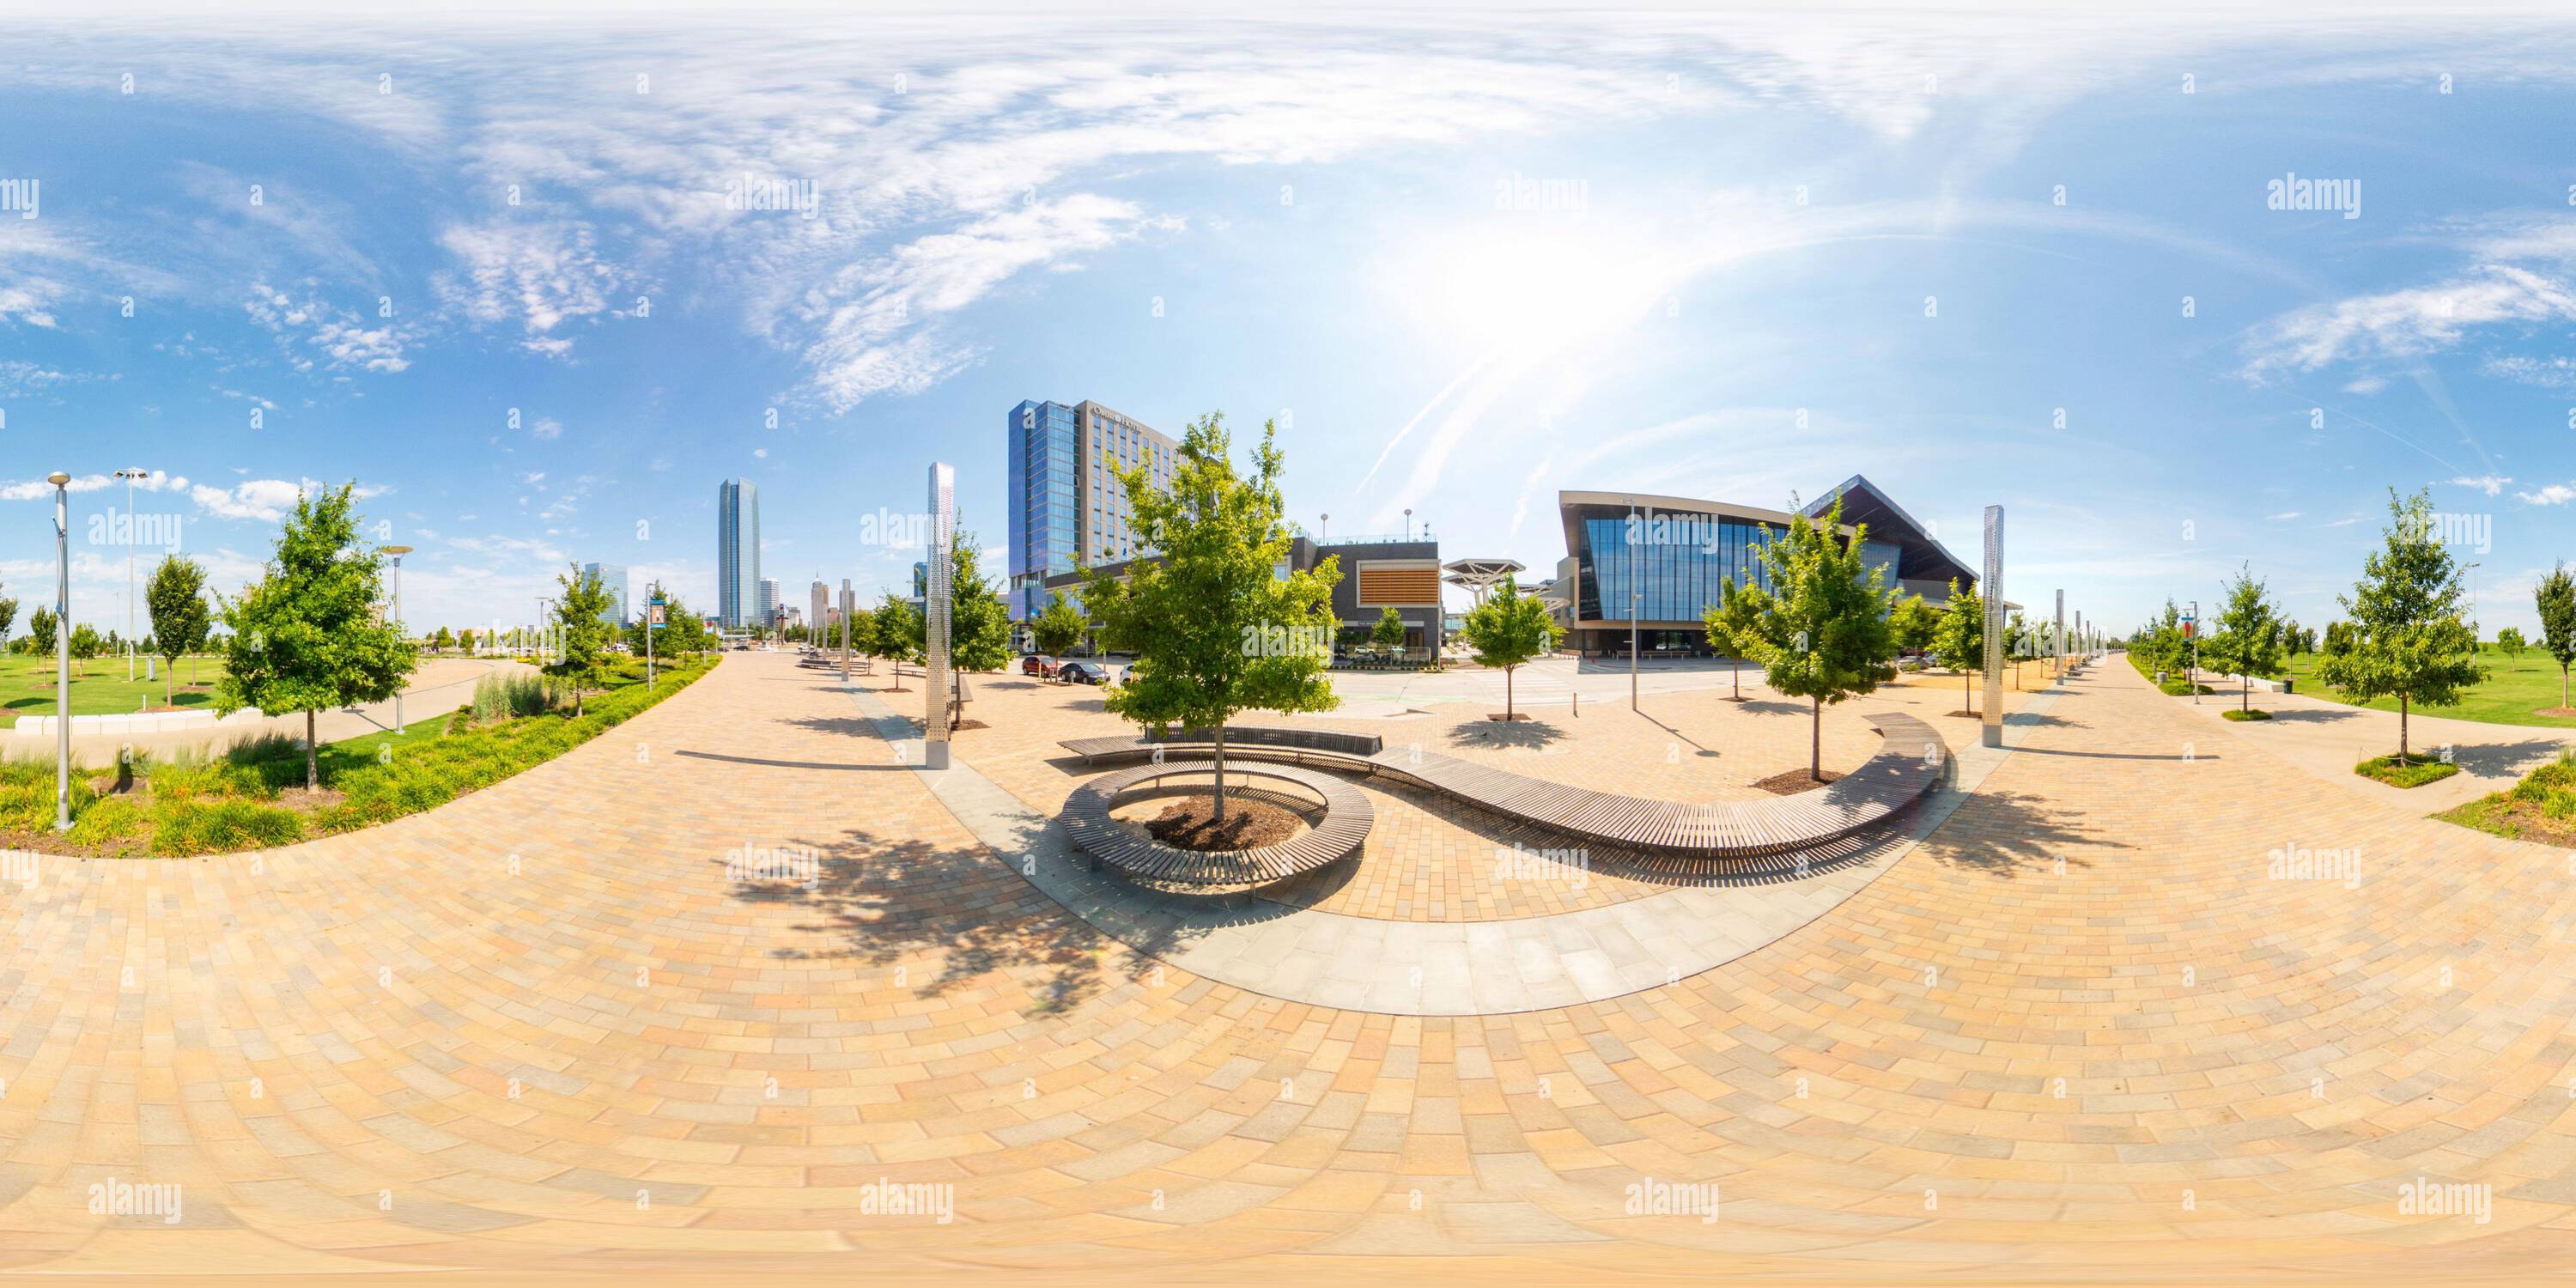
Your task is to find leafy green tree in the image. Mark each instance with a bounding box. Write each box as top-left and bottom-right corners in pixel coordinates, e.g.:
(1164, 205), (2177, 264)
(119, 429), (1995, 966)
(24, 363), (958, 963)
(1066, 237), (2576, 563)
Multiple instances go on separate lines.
(146, 553), (211, 705)
(1887, 592), (1940, 657)
(0, 594), (15, 643)
(432, 625), (456, 653)
(2202, 562), (2285, 712)
(214, 483), (418, 789)
(1084, 411), (1341, 819)
(1030, 590), (1085, 657)
(1716, 493), (1898, 781)
(70, 623), (104, 665)
(945, 532), (1013, 674)
(28, 605), (58, 657)
(1370, 605), (1406, 651)
(2280, 618), (2303, 658)
(2541, 564), (2576, 710)
(872, 594), (922, 691)
(2314, 488), (2486, 765)
(1076, 573), (1136, 655)
(1462, 577), (1561, 720)
(1931, 579), (1985, 714)
(546, 563), (619, 714)
(2497, 626), (2527, 669)
(1704, 593), (1750, 701)
(459, 628), (477, 654)
(2323, 620), (2354, 657)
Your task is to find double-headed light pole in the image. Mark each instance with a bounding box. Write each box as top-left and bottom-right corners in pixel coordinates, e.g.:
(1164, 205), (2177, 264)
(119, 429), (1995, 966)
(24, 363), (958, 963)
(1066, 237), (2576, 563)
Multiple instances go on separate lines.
(48, 471), (72, 831)
(382, 545), (413, 732)
(116, 466), (149, 681)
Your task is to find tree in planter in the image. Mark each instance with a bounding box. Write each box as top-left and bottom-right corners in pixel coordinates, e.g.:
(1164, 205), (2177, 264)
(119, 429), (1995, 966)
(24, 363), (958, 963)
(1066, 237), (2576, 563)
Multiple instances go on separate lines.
(1084, 411), (1341, 821)
(2314, 487), (2485, 767)
(1716, 494), (1898, 782)
(1030, 590), (1086, 658)
(1370, 605), (1406, 654)
(146, 553), (211, 706)
(2541, 564), (2576, 711)
(545, 563), (619, 715)
(944, 532), (1013, 674)
(1887, 592), (1940, 660)
(2202, 562), (2285, 713)
(1930, 579), (1984, 716)
(1462, 576), (1560, 720)
(214, 483), (417, 791)
(2497, 626), (2527, 670)
(872, 594), (922, 691)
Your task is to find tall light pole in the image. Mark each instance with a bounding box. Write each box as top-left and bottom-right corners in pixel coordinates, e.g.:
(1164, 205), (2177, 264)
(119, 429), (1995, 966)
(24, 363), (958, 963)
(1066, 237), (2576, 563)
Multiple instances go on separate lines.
(50, 471), (72, 831)
(1320, 513), (1329, 544)
(1403, 508), (1413, 541)
(382, 545), (412, 732)
(2466, 561), (2482, 642)
(115, 467), (149, 681)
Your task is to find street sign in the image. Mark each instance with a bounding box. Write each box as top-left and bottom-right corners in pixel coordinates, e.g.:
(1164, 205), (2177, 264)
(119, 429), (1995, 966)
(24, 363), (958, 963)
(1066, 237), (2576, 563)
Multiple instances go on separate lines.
(647, 604), (666, 626)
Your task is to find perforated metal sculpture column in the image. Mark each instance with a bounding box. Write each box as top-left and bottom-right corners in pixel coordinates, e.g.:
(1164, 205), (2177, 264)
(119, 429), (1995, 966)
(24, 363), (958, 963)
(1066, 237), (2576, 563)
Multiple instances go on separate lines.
(1981, 505), (2004, 749)
(924, 462), (955, 770)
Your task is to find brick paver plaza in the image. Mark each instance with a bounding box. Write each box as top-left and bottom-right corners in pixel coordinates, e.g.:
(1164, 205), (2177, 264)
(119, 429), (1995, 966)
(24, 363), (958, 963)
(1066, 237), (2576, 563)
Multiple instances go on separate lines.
(4, 650), (2574, 1285)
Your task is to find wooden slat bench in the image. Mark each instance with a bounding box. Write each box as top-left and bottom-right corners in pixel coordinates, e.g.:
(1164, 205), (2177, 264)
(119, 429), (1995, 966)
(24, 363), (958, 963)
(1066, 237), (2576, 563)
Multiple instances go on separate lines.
(1057, 714), (1945, 860)
(1060, 762), (1373, 890)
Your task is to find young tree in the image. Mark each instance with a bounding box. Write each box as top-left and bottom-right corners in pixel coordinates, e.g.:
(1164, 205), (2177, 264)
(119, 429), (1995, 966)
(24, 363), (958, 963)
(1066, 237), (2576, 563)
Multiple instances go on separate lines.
(872, 595), (921, 691)
(28, 605), (58, 658)
(2314, 487), (2486, 765)
(1030, 590), (1085, 657)
(1931, 579), (1985, 715)
(459, 628), (477, 655)
(546, 563), (618, 715)
(1887, 592), (1940, 659)
(2497, 626), (2527, 669)
(214, 483), (417, 790)
(1462, 577), (1561, 720)
(2202, 562), (2285, 712)
(0, 594), (15, 644)
(145, 553), (211, 706)
(1085, 411), (1341, 820)
(1704, 592), (1750, 701)
(2539, 563), (2576, 709)
(945, 531), (1013, 674)
(1370, 605), (1406, 652)
(1076, 572), (1135, 656)
(1717, 494), (1899, 781)
(433, 625), (456, 653)
(70, 623), (104, 670)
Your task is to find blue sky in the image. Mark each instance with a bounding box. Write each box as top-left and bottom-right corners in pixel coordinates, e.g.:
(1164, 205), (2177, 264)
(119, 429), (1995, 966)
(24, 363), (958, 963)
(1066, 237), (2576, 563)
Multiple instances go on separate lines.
(6, 4), (2576, 640)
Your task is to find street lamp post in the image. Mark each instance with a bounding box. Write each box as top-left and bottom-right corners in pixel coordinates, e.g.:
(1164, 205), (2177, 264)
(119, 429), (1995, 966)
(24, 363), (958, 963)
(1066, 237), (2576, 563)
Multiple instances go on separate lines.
(116, 466), (149, 681)
(382, 545), (412, 732)
(2466, 562), (2482, 642)
(1625, 496), (1639, 712)
(49, 471), (71, 832)
(1320, 513), (1329, 544)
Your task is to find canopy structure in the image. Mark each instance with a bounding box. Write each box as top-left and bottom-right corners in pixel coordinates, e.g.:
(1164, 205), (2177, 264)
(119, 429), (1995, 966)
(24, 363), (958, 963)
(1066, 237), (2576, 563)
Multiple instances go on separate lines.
(1443, 557), (1527, 605)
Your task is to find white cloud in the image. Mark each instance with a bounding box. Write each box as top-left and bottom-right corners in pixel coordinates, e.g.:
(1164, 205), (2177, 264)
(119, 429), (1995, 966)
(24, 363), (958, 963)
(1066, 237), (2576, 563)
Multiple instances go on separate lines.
(434, 219), (625, 355)
(2483, 354), (2576, 392)
(2518, 483), (2576, 507)
(2450, 475), (2512, 495)
(244, 282), (416, 373)
(0, 469), (190, 502)
(186, 477), (386, 523)
(2241, 217), (2576, 381)
(2342, 376), (2388, 395)
(2267, 511), (2304, 521)
(532, 417), (562, 440)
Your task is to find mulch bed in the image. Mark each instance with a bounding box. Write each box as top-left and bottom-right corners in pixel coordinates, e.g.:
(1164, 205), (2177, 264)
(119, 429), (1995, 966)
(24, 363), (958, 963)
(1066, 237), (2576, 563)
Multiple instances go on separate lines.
(1751, 769), (1844, 796)
(1944, 710), (1984, 719)
(1483, 712), (1536, 722)
(1141, 795), (1304, 851)
(2539, 708), (2576, 720)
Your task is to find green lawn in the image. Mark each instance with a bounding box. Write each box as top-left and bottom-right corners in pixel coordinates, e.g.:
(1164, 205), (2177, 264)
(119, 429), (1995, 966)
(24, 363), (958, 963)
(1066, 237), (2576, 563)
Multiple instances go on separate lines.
(0, 652), (225, 725)
(2279, 643), (2576, 730)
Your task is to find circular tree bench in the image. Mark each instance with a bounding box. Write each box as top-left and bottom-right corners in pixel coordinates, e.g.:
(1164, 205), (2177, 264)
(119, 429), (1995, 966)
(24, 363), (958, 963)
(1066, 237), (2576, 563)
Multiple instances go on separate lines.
(1060, 762), (1373, 891)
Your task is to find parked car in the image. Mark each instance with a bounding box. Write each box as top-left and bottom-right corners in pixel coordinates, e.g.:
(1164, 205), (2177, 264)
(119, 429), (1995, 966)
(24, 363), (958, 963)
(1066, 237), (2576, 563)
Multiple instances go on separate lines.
(1021, 653), (1060, 678)
(1058, 660), (1113, 685)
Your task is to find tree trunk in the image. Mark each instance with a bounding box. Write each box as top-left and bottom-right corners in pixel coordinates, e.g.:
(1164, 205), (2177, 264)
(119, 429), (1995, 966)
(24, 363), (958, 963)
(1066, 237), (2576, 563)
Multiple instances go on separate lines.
(1211, 723), (1228, 822)
(1810, 695), (1822, 781)
(1505, 665), (1516, 720)
(2563, 664), (2569, 711)
(2399, 696), (2409, 764)
(304, 709), (319, 791)
(1731, 658), (1741, 699)
(1964, 668), (1973, 716)
(2242, 673), (2251, 712)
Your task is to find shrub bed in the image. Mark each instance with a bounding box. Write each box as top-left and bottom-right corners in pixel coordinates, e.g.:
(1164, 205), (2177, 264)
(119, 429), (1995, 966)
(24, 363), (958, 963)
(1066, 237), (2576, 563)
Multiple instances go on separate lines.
(2221, 708), (2272, 721)
(2355, 753), (2459, 788)
(0, 656), (715, 857)
(2440, 750), (2576, 845)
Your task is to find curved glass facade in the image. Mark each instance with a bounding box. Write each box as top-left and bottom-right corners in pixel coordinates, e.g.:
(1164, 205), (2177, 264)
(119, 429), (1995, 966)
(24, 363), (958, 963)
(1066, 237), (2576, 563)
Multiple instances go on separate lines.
(1576, 512), (1780, 623)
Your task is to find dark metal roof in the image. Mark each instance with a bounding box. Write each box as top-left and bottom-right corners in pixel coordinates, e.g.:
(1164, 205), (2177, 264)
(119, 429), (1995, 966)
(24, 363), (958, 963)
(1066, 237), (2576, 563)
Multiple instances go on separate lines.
(1802, 474), (1978, 591)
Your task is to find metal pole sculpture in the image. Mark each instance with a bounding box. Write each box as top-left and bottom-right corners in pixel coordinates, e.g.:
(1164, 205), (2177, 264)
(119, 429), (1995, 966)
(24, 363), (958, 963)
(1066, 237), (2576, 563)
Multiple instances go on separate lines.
(840, 579), (854, 682)
(924, 462), (956, 770)
(1981, 506), (2004, 749)
(2054, 589), (2065, 682)
(51, 471), (72, 832)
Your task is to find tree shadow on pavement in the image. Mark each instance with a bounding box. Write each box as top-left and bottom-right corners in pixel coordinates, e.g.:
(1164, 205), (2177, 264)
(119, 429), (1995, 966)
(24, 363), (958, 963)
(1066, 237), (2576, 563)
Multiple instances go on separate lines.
(1445, 719), (1567, 751)
(1927, 787), (2112, 880)
(732, 827), (1125, 1014)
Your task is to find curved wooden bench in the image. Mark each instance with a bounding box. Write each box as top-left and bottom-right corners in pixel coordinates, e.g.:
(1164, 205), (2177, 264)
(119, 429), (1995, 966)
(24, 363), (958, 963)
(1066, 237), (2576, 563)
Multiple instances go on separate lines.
(1058, 714), (1945, 860)
(1061, 762), (1373, 890)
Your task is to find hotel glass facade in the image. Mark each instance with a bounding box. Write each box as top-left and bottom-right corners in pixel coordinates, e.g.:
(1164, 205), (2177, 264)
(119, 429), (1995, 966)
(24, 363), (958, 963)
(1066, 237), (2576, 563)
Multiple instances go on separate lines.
(580, 562), (629, 627)
(1006, 398), (1176, 621)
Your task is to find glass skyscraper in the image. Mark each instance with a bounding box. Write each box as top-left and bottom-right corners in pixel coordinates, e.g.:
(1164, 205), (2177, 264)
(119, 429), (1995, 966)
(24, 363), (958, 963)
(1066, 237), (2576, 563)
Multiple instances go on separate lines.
(716, 478), (760, 628)
(581, 561), (629, 626)
(1006, 398), (1176, 621)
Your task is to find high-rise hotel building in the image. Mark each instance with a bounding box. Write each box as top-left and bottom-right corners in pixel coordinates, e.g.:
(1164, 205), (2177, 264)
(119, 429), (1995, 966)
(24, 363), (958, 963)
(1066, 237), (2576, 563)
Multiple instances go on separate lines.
(716, 478), (761, 628)
(1005, 399), (1177, 621)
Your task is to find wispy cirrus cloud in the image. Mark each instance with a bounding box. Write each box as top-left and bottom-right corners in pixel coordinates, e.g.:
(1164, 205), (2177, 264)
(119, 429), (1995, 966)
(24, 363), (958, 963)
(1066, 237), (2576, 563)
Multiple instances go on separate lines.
(2239, 216), (2576, 382)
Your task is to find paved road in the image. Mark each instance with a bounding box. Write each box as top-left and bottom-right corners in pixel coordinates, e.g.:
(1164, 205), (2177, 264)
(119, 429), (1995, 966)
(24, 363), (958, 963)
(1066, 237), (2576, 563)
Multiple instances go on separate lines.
(3, 651), (2574, 1282)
